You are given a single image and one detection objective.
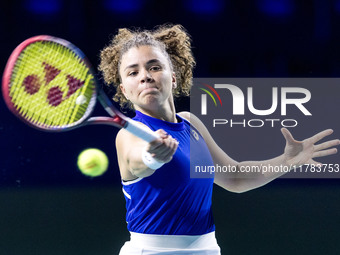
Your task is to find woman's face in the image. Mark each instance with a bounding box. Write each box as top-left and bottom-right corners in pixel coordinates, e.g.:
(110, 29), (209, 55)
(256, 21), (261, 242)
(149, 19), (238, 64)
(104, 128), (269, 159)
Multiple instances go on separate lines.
(119, 45), (176, 111)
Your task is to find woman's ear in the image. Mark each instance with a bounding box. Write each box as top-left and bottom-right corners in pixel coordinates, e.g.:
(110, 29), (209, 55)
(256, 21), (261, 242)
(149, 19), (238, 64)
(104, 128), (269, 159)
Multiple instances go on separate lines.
(120, 84), (129, 100)
(172, 72), (177, 89)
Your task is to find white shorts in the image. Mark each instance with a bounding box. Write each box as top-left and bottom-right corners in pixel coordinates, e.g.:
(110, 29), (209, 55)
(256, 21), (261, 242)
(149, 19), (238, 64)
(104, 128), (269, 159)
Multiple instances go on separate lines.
(119, 231), (221, 255)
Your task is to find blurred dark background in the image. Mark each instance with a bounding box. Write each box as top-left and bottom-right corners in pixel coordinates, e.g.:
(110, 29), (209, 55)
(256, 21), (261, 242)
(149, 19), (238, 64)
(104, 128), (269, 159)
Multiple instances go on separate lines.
(0, 0), (340, 254)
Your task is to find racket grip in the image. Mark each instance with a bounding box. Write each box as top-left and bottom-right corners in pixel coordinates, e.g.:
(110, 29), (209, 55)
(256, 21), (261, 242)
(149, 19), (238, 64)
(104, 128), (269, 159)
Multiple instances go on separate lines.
(124, 120), (160, 142)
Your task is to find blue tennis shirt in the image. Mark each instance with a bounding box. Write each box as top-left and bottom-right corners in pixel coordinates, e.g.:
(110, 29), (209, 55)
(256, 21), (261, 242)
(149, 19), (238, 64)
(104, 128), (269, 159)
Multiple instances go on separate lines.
(122, 111), (215, 235)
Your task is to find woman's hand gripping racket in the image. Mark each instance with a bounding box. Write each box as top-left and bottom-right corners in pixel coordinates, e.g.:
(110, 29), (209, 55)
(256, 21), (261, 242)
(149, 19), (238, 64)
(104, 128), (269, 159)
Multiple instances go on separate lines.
(2, 35), (159, 142)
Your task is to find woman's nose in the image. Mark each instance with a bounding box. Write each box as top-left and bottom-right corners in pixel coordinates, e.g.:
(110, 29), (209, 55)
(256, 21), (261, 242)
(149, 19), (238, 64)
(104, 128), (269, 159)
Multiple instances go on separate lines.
(140, 71), (153, 83)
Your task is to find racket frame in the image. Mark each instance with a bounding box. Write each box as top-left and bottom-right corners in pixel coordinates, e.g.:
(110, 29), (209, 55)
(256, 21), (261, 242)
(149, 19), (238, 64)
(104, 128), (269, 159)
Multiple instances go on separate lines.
(2, 35), (159, 142)
(2, 35), (97, 132)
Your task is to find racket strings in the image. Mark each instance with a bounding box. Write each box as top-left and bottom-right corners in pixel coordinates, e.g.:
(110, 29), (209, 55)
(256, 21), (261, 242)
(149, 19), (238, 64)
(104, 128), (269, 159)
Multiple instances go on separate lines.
(9, 40), (96, 129)
(60, 47), (91, 125)
(55, 45), (96, 126)
(12, 43), (63, 125)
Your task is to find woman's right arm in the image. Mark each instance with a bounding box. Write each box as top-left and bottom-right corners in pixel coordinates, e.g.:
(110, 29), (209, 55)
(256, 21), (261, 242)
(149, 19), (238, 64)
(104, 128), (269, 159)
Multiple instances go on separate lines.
(116, 126), (178, 180)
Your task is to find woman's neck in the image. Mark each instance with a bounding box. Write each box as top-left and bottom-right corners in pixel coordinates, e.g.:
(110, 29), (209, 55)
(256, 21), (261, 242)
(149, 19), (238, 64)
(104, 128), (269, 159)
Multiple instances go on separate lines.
(134, 100), (177, 123)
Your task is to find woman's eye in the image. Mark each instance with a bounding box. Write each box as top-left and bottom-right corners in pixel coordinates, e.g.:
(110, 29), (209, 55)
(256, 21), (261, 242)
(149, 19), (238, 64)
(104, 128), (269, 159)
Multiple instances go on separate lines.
(150, 66), (161, 71)
(128, 71), (138, 76)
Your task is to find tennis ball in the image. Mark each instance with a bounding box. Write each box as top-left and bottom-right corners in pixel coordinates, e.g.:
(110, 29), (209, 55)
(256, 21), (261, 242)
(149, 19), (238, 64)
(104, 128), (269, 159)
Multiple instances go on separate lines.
(77, 148), (109, 177)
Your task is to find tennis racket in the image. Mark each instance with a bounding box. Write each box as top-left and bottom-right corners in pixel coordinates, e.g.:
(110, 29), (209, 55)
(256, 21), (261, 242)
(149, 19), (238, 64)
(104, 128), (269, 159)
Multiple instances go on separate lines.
(2, 35), (159, 142)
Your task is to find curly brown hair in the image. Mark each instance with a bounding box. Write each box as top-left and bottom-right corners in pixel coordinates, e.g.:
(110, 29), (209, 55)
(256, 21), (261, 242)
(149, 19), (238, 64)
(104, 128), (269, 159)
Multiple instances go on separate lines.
(98, 24), (196, 109)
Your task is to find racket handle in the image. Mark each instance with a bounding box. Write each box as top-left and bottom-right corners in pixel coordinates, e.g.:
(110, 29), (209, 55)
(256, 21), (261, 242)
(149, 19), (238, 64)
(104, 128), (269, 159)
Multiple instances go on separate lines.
(124, 120), (160, 142)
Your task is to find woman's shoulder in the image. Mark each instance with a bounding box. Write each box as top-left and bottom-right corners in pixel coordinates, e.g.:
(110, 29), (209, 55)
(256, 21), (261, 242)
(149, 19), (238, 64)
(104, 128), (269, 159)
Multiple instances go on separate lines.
(115, 120), (151, 144)
(177, 111), (190, 122)
(178, 111), (204, 126)
(177, 111), (207, 134)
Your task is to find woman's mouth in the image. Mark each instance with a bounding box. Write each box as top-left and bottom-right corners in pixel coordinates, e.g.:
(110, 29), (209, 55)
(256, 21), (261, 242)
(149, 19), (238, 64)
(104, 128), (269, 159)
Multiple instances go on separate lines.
(141, 87), (158, 95)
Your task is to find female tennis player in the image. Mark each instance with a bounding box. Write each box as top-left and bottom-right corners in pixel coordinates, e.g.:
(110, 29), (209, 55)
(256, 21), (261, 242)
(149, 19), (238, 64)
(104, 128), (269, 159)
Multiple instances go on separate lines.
(99, 24), (339, 255)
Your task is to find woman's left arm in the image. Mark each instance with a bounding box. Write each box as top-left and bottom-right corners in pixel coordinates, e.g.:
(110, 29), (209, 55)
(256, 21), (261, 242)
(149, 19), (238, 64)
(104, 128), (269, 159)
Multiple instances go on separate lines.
(180, 112), (340, 193)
